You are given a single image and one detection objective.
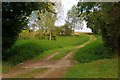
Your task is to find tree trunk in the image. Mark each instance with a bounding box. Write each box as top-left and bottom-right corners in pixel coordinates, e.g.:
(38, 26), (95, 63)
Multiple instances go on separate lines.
(49, 29), (52, 40)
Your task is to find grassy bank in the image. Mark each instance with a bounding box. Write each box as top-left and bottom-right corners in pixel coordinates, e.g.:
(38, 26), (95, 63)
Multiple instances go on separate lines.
(15, 68), (48, 78)
(3, 35), (89, 65)
(65, 58), (118, 78)
(65, 36), (118, 78)
(73, 36), (115, 63)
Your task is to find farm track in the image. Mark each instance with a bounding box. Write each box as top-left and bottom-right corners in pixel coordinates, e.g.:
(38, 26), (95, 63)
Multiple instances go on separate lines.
(3, 35), (96, 78)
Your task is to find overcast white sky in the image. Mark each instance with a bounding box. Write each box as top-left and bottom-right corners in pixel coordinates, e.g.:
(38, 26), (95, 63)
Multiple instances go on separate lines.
(54, 0), (78, 26)
(54, 0), (92, 32)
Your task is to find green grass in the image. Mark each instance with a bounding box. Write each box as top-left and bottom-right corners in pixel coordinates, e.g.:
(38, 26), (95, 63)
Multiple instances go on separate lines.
(65, 58), (118, 78)
(51, 46), (73, 60)
(15, 68), (48, 78)
(51, 35), (90, 60)
(64, 36), (118, 78)
(2, 62), (11, 73)
(34, 48), (59, 60)
(3, 35), (89, 65)
(0, 62), (2, 73)
(73, 36), (115, 63)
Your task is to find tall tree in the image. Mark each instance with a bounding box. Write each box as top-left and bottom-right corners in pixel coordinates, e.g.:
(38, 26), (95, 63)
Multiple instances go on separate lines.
(67, 5), (83, 34)
(36, 10), (57, 40)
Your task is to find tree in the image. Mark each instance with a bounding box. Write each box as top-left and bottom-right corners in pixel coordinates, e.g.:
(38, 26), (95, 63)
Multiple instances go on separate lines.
(2, 2), (55, 59)
(67, 5), (83, 34)
(36, 10), (57, 40)
(59, 21), (73, 36)
(77, 2), (120, 55)
(100, 2), (120, 55)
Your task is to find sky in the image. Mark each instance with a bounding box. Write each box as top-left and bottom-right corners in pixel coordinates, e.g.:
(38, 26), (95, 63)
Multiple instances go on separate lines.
(54, 0), (92, 33)
(27, 0), (92, 32)
(55, 0), (78, 26)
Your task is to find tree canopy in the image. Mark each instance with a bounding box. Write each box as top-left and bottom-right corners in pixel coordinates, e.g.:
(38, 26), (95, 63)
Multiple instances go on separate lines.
(77, 2), (120, 55)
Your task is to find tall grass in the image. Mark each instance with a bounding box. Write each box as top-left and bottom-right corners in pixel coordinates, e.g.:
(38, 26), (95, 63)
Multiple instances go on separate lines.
(65, 36), (118, 78)
(4, 35), (89, 65)
(73, 36), (115, 63)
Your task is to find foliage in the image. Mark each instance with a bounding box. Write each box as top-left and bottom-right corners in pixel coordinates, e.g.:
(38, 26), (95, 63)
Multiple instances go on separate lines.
(59, 21), (73, 36)
(19, 31), (46, 39)
(77, 2), (120, 55)
(36, 10), (57, 40)
(85, 11), (102, 35)
(67, 5), (83, 33)
(67, 6), (79, 22)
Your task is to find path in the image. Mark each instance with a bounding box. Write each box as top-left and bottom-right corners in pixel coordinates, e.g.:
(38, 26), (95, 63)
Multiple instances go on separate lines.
(3, 35), (96, 78)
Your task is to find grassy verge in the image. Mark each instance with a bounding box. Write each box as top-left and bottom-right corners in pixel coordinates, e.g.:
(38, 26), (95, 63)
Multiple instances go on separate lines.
(73, 36), (115, 63)
(15, 68), (48, 78)
(64, 36), (118, 78)
(2, 63), (11, 73)
(65, 58), (118, 78)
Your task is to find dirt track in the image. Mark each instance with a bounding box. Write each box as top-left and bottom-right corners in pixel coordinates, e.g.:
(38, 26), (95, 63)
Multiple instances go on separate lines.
(3, 35), (95, 78)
